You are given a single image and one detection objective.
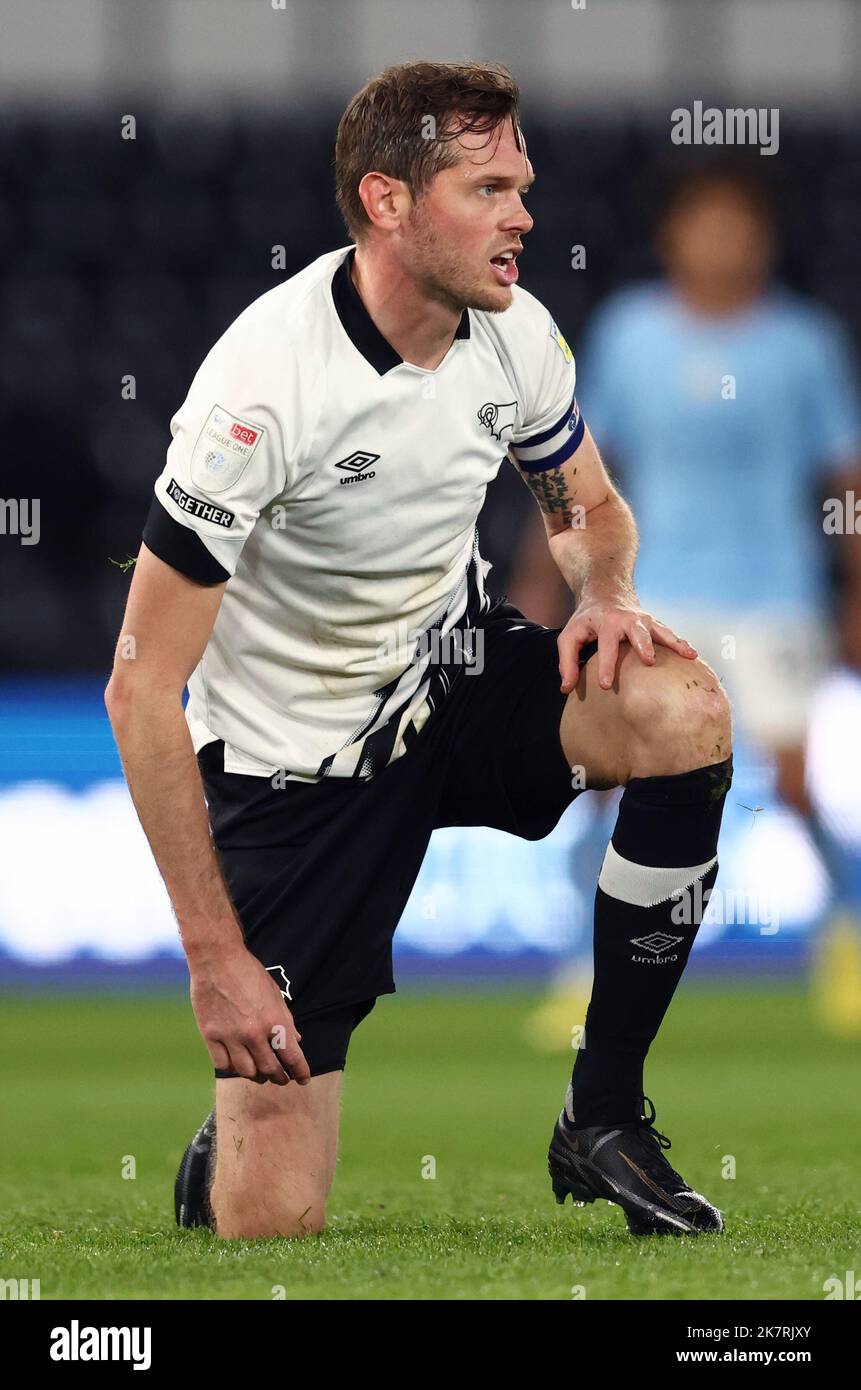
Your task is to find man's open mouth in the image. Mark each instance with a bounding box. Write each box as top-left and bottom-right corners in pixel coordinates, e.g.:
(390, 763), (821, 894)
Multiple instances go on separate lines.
(489, 251), (519, 285)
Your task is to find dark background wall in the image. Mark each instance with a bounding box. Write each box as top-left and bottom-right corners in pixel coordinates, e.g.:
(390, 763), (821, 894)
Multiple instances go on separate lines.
(2, 0), (860, 670)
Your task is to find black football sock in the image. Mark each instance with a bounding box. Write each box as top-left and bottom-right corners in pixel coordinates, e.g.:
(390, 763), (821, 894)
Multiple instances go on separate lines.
(565, 756), (733, 1128)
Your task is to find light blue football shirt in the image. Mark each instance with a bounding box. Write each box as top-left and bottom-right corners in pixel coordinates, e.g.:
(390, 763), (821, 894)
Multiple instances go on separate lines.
(578, 285), (861, 615)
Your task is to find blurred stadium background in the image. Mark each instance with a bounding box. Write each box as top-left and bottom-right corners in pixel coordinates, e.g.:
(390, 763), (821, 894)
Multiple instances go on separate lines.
(1, 0), (860, 1006)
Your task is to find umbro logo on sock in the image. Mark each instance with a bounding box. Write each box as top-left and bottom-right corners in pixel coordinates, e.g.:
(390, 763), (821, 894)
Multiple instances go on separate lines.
(335, 450), (380, 484)
(630, 931), (684, 964)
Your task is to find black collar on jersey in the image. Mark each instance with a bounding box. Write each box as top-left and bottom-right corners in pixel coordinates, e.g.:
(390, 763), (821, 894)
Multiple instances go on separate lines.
(331, 247), (470, 375)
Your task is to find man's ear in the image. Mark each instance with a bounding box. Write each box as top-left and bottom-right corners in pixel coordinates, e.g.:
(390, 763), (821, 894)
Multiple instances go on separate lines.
(356, 171), (411, 233)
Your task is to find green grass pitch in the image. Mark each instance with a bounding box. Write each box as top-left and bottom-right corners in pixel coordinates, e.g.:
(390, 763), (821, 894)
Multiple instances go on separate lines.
(1, 984), (858, 1300)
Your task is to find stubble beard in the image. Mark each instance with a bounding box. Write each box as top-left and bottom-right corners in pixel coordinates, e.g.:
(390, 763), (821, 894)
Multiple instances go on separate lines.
(407, 206), (512, 315)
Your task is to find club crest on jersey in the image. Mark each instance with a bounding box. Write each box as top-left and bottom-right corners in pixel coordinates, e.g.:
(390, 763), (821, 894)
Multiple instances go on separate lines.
(266, 965), (293, 1002)
(549, 318), (573, 363)
(335, 450), (379, 484)
(190, 404), (266, 493)
(477, 401), (517, 441)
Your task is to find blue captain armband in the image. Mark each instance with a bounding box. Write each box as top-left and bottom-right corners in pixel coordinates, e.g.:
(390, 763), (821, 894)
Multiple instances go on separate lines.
(510, 394), (585, 473)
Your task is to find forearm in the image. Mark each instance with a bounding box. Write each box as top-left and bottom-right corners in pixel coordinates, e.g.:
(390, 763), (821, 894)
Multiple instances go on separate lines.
(105, 683), (245, 969)
(547, 493), (639, 606)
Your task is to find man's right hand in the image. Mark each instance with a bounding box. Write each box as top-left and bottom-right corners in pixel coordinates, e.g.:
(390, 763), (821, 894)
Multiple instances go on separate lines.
(189, 946), (311, 1086)
(104, 546), (312, 1089)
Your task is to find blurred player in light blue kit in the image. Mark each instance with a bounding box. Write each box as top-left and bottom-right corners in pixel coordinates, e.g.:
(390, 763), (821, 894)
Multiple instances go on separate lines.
(523, 164), (861, 1041)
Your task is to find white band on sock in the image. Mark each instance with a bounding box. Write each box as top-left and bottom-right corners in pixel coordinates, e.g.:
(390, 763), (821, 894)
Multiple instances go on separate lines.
(598, 841), (717, 908)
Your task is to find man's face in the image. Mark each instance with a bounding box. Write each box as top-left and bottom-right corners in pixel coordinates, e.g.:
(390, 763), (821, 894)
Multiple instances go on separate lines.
(662, 187), (774, 294)
(401, 117), (535, 314)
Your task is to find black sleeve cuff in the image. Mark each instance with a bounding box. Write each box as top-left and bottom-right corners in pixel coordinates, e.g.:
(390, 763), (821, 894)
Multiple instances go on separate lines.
(142, 495), (231, 585)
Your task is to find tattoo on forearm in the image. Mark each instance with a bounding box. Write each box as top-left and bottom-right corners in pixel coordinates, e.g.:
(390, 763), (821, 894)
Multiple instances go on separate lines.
(523, 465), (578, 524)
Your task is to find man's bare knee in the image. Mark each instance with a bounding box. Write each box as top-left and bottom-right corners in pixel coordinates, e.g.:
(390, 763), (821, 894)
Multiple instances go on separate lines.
(212, 1188), (327, 1241)
(617, 649), (732, 778)
(209, 1070), (341, 1241)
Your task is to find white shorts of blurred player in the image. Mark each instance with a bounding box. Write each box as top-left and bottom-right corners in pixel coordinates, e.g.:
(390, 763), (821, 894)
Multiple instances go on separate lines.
(648, 605), (836, 751)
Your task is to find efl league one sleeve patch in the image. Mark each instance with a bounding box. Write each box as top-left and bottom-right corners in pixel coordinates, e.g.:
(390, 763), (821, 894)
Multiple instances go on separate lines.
(189, 404), (266, 493)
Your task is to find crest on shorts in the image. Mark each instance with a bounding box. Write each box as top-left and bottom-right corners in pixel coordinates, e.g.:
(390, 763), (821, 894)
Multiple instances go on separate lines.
(266, 965), (293, 1002)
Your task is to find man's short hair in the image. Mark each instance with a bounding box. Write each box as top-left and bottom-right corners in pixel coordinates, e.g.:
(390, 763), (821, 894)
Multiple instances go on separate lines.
(659, 160), (776, 232)
(334, 60), (522, 240)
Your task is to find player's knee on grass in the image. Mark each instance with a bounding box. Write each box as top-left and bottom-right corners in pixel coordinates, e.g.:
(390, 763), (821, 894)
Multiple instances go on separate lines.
(616, 647), (732, 780)
(210, 1071), (341, 1240)
(212, 1185), (328, 1241)
(209, 1130), (333, 1241)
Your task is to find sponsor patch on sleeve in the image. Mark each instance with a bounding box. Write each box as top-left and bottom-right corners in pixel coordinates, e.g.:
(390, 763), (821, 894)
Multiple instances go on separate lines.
(189, 404), (266, 493)
(549, 317), (573, 364)
(166, 477), (235, 528)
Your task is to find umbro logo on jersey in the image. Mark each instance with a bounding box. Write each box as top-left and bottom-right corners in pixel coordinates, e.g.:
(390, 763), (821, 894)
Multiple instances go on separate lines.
(335, 450), (380, 485)
(477, 401), (517, 441)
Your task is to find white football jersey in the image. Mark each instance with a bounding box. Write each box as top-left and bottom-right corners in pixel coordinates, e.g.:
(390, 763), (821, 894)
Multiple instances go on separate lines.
(143, 246), (584, 781)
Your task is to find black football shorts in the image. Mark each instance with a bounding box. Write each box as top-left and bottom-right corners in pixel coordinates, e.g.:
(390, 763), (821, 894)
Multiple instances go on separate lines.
(198, 596), (598, 1078)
